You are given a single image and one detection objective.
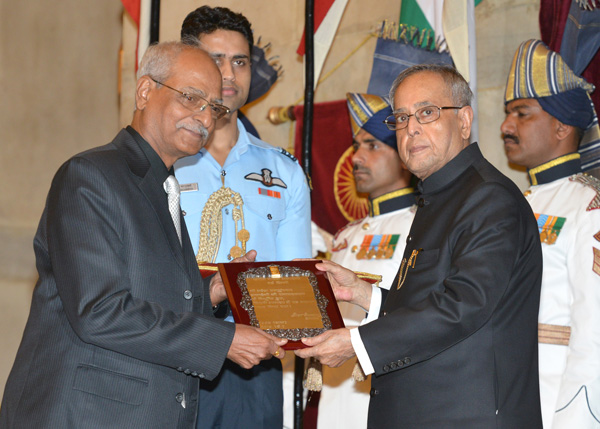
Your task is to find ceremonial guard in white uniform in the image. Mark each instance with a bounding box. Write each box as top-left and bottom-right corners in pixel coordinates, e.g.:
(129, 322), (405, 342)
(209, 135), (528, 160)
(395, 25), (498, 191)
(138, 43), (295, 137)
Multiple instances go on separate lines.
(503, 39), (600, 428)
(317, 93), (415, 429)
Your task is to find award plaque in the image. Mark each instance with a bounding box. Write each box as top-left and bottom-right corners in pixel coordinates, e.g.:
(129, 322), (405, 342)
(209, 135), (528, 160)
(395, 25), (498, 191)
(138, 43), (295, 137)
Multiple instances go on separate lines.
(218, 260), (345, 350)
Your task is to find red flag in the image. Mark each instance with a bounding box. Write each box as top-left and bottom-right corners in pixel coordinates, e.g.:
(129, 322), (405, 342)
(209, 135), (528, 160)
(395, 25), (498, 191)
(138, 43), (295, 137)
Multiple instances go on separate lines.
(122, 0), (140, 26)
(296, 0), (337, 55)
(121, 0), (151, 72)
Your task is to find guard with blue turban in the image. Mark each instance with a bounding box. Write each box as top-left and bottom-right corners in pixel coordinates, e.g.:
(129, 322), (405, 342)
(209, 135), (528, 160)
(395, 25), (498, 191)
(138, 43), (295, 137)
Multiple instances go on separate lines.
(316, 93), (416, 429)
(502, 39), (600, 428)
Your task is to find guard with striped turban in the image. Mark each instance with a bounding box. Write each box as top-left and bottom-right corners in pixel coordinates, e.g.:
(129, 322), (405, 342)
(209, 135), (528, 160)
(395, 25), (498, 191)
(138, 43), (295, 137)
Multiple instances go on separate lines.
(502, 39), (600, 428)
(316, 93), (415, 429)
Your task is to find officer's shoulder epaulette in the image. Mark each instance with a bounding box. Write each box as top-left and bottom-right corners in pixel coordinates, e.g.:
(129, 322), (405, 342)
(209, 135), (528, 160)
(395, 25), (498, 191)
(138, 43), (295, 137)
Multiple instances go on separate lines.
(570, 173), (600, 211)
(333, 217), (364, 241)
(277, 147), (299, 163)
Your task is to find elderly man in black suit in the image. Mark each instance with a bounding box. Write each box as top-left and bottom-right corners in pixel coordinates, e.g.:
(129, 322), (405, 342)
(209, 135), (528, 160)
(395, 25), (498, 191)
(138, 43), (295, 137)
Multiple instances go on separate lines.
(296, 64), (543, 428)
(0, 41), (286, 428)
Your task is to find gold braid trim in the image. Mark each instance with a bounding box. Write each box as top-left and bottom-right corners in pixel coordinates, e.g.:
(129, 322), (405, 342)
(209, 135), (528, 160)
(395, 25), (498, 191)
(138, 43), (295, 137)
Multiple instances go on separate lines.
(538, 323), (570, 346)
(303, 358), (323, 391)
(355, 271), (382, 287)
(570, 173), (600, 211)
(197, 186), (247, 264)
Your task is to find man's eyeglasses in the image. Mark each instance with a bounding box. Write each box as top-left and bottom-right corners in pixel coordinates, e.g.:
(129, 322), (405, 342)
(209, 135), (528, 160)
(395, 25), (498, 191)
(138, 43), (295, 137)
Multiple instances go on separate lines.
(383, 105), (464, 130)
(151, 78), (230, 120)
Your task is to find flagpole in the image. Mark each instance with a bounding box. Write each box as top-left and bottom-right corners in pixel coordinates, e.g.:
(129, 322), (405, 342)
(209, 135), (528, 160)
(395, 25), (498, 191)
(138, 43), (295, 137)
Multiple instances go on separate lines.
(149, 0), (160, 43)
(295, 0), (314, 427)
(302, 0), (314, 179)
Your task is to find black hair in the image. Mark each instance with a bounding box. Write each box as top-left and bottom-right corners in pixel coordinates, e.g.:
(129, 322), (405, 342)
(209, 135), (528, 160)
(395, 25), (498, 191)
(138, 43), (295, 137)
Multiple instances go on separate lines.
(181, 6), (253, 55)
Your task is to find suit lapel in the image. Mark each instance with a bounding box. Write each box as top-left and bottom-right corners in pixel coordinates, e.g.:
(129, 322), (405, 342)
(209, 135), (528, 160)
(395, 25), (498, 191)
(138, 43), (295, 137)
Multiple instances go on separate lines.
(113, 130), (189, 275)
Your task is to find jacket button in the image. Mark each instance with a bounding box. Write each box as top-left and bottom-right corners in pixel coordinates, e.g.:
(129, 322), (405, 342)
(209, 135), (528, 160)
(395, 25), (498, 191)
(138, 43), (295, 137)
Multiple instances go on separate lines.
(175, 393), (184, 403)
(397, 360), (404, 367)
(182, 210), (186, 216)
(390, 362), (397, 369)
(198, 373), (206, 379)
(370, 388), (379, 397)
(191, 371), (198, 377)
(184, 368), (191, 375)
(267, 214), (272, 220)
(406, 235), (412, 243)
(184, 290), (193, 300)
(176, 367), (183, 372)
(418, 198), (425, 207)
(383, 365), (390, 372)
(404, 357), (411, 365)
(382, 311), (387, 316)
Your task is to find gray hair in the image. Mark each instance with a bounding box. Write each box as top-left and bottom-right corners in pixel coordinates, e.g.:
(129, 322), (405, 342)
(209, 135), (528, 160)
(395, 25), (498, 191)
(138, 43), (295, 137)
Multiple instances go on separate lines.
(389, 64), (473, 109)
(137, 40), (203, 81)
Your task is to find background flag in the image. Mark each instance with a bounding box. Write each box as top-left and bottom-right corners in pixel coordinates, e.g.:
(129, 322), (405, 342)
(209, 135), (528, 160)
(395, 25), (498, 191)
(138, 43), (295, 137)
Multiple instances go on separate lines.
(400, 0), (446, 49)
(121, 0), (151, 70)
(297, 0), (349, 87)
(442, 0), (479, 142)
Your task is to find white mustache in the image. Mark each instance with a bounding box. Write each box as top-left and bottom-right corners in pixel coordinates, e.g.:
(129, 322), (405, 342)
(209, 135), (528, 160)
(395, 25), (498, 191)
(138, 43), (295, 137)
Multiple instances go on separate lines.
(176, 122), (209, 140)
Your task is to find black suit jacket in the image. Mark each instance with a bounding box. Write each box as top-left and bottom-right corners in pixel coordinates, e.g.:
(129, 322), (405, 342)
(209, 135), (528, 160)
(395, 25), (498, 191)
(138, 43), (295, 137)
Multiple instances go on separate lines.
(0, 129), (235, 428)
(360, 144), (543, 428)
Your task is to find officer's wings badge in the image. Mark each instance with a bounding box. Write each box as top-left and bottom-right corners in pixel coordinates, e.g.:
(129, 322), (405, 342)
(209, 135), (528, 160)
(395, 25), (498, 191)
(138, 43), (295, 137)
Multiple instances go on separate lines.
(245, 168), (287, 188)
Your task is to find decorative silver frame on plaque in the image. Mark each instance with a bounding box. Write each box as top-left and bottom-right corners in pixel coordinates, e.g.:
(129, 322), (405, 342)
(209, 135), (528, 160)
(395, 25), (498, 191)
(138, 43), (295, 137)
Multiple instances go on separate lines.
(237, 264), (332, 340)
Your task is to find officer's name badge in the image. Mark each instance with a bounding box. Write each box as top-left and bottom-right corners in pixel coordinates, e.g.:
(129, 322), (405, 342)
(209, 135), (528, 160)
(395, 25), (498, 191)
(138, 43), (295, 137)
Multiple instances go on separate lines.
(356, 234), (400, 260)
(258, 188), (281, 198)
(180, 183), (198, 193)
(534, 213), (566, 245)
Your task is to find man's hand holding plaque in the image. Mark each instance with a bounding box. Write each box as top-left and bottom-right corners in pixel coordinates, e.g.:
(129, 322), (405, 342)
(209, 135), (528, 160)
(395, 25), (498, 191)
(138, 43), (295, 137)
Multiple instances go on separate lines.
(209, 250), (257, 306)
(210, 250), (288, 367)
(227, 324), (287, 368)
(313, 259), (373, 311)
(218, 256), (345, 350)
(294, 259), (374, 367)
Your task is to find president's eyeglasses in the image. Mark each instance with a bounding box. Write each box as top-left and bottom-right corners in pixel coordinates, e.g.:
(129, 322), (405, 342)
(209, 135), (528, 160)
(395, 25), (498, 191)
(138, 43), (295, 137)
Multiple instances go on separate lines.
(383, 105), (464, 130)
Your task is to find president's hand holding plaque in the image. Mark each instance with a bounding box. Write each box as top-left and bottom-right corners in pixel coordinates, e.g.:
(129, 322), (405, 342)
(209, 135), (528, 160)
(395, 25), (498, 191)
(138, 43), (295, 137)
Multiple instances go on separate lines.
(218, 261), (345, 349)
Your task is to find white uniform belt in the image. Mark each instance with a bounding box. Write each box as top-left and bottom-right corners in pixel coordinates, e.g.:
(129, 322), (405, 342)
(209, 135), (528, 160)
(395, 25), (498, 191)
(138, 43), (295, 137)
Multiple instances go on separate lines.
(538, 323), (571, 346)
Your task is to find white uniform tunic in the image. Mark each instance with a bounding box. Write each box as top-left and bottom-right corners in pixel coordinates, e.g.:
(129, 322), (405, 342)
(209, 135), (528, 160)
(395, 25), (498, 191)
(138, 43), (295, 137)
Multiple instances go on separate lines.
(524, 154), (600, 428)
(317, 189), (416, 429)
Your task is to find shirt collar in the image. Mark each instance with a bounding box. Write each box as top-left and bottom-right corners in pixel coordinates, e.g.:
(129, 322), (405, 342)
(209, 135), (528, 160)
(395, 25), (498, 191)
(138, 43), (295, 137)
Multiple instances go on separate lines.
(126, 126), (172, 182)
(232, 118), (250, 155)
(527, 153), (581, 186)
(368, 188), (416, 216)
(198, 118), (250, 166)
(418, 143), (482, 195)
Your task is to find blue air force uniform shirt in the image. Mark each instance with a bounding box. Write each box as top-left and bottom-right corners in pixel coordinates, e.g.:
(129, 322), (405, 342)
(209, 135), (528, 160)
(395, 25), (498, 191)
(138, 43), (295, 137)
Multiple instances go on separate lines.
(175, 119), (311, 263)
